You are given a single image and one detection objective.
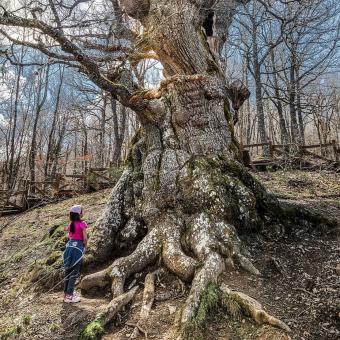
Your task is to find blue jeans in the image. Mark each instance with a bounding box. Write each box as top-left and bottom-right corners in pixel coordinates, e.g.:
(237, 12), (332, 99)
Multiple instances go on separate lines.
(63, 240), (85, 295)
(64, 260), (82, 295)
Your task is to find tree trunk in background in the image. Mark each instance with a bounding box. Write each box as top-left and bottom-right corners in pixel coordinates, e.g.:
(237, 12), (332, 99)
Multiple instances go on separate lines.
(111, 98), (126, 165)
(44, 67), (64, 180)
(29, 65), (50, 190)
(295, 70), (305, 145)
(251, 15), (268, 155)
(288, 49), (300, 144)
(99, 93), (107, 167)
(50, 117), (67, 178)
(7, 63), (22, 190)
(270, 48), (289, 146)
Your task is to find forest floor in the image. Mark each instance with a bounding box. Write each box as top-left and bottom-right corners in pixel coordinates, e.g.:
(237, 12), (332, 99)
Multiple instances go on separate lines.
(0, 170), (339, 340)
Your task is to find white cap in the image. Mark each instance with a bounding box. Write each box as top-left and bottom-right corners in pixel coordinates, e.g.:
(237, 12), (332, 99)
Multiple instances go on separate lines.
(70, 204), (82, 214)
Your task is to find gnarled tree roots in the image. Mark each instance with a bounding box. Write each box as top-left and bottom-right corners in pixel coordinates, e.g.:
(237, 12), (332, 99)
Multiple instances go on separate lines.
(81, 214), (289, 339)
(79, 155), (333, 339)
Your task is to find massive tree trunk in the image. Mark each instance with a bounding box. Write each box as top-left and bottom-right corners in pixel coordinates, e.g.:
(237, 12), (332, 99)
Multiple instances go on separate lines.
(79, 1), (333, 338)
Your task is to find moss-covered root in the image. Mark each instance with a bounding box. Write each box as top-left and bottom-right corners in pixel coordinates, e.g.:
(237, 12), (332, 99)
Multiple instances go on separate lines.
(86, 169), (132, 264)
(177, 250), (225, 340)
(220, 283), (291, 332)
(176, 281), (291, 340)
(179, 282), (220, 340)
(79, 286), (138, 340)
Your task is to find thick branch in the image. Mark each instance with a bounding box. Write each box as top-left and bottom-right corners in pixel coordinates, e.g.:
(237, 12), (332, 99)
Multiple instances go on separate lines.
(0, 11), (140, 107)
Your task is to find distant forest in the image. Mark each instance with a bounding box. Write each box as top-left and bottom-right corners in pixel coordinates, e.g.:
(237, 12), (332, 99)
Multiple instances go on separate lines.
(0, 0), (339, 189)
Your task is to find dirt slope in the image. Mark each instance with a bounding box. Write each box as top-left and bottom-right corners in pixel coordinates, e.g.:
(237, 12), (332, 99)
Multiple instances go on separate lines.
(0, 171), (339, 340)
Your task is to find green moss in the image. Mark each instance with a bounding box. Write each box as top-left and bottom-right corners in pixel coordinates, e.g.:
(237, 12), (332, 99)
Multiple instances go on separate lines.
(19, 218), (68, 291)
(195, 283), (220, 323)
(0, 313), (33, 339)
(0, 270), (8, 284)
(180, 283), (220, 340)
(221, 293), (242, 320)
(52, 236), (68, 251)
(87, 171), (98, 187)
(11, 251), (25, 263)
(79, 314), (105, 340)
(44, 223), (68, 242)
(21, 314), (31, 326)
(125, 129), (142, 169)
(25, 257), (64, 291)
(224, 102), (233, 123)
(51, 257), (63, 269)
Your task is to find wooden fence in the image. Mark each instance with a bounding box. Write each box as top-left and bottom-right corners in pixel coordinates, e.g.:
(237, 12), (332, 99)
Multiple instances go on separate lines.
(240, 139), (339, 168)
(0, 167), (115, 216)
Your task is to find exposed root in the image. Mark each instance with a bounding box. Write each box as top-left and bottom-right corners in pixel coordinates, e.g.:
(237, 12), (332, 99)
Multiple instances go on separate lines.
(127, 322), (148, 338)
(162, 217), (197, 281)
(180, 252), (225, 326)
(220, 283), (291, 332)
(110, 228), (161, 297)
(104, 286), (139, 325)
(86, 170), (132, 263)
(130, 269), (160, 338)
(78, 155), (323, 339)
(80, 268), (111, 291)
(80, 286), (138, 340)
(81, 229), (160, 295)
(234, 253), (260, 276)
(176, 282), (221, 340)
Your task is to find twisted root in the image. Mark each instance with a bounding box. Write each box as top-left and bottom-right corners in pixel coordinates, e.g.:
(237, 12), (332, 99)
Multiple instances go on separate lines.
(81, 215), (289, 339)
(130, 269), (161, 338)
(79, 286), (138, 340)
(220, 283), (291, 332)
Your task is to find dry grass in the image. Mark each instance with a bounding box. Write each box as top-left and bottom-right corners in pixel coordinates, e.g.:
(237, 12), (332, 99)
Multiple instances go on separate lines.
(254, 170), (340, 199)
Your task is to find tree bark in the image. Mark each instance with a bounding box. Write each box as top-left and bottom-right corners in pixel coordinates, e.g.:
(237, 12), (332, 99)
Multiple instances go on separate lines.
(44, 67), (64, 180)
(288, 48), (300, 144)
(295, 69), (305, 145)
(111, 98), (127, 165)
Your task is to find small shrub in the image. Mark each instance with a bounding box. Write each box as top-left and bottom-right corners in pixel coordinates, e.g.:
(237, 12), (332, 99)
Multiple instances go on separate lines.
(79, 318), (105, 340)
(21, 314), (31, 326)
